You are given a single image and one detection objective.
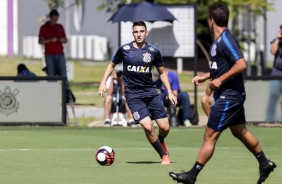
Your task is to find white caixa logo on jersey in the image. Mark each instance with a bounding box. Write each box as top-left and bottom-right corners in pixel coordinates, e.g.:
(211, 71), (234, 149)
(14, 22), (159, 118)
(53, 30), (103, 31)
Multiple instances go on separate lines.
(0, 86), (19, 116)
(143, 52), (151, 63)
(210, 61), (218, 69)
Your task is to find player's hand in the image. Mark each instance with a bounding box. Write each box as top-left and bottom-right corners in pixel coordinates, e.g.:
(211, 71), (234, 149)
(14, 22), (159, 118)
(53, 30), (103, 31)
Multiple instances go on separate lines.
(192, 76), (205, 86)
(209, 78), (222, 90)
(168, 92), (178, 107)
(51, 37), (57, 42)
(59, 37), (66, 43)
(98, 83), (106, 97)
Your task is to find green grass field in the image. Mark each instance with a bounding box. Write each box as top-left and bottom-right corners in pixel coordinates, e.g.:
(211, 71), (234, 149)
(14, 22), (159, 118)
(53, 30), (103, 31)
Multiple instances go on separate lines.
(0, 126), (280, 184)
(0, 57), (280, 183)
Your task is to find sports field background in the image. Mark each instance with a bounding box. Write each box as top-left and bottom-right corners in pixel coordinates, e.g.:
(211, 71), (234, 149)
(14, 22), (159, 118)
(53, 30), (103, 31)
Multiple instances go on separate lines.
(0, 56), (205, 126)
(0, 126), (280, 184)
(0, 57), (280, 183)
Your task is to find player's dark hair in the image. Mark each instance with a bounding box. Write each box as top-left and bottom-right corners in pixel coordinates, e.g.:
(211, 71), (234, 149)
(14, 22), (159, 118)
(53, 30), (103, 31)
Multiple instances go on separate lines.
(209, 3), (229, 27)
(49, 9), (59, 18)
(280, 25), (282, 31)
(132, 21), (147, 29)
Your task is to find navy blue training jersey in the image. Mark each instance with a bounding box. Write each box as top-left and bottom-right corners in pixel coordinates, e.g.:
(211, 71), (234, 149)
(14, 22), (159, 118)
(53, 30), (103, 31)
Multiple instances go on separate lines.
(112, 42), (164, 98)
(209, 29), (245, 98)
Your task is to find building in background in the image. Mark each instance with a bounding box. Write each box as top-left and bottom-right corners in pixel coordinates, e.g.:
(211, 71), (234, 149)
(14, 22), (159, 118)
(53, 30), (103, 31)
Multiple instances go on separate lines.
(0, 0), (119, 60)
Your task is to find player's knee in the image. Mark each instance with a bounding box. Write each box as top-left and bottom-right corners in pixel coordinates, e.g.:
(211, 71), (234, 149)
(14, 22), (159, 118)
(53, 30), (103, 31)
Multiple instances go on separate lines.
(142, 124), (154, 133)
(105, 95), (113, 103)
(140, 118), (153, 130)
(203, 128), (220, 143)
(161, 125), (170, 133)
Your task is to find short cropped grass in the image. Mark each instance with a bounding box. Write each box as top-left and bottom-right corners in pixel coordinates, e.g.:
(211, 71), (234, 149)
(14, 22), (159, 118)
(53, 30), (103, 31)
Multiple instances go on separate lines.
(0, 126), (281, 184)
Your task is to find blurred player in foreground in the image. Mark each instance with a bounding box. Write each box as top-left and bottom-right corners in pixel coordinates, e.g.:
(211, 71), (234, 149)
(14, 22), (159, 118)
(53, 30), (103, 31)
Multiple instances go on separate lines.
(169, 3), (276, 184)
(98, 21), (177, 164)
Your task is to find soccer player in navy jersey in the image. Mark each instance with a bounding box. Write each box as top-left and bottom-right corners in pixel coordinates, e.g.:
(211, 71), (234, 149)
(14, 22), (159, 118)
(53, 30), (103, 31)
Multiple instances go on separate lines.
(169, 3), (276, 184)
(98, 21), (177, 164)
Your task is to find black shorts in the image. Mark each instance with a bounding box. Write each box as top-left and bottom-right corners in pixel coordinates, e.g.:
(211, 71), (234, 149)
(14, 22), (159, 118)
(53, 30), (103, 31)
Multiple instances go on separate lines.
(208, 93), (246, 131)
(126, 94), (167, 123)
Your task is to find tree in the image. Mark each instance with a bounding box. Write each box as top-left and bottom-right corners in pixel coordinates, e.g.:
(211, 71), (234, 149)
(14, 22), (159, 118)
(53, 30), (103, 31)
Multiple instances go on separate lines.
(44, 0), (84, 10)
(44, 0), (64, 10)
(99, 0), (272, 40)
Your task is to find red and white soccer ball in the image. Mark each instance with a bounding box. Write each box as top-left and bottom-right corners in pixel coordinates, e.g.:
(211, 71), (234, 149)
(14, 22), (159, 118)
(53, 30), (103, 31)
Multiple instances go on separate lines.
(95, 146), (115, 166)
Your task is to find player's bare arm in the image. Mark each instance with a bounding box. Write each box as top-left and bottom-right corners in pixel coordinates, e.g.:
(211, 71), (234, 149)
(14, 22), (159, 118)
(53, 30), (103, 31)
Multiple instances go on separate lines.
(98, 62), (116, 97)
(192, 72), (210, 86)
(210, 58), (247, 90)
(38, 37), (50, 45)
(38, 37), (59, 45)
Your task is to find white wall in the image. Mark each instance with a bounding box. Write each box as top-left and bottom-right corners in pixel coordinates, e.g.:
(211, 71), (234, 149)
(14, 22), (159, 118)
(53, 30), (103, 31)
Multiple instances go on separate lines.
(22, 35), (108, 61)
(0, 0), (19, 56)
(0, 0), (7, 55)
(13, 0), (19, 55)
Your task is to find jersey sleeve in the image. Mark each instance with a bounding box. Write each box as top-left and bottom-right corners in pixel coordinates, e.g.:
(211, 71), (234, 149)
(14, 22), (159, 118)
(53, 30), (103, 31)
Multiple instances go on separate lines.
(153, 49), (164, 67)
(222, 32), (244, 63)
(112, 46), (123, 65)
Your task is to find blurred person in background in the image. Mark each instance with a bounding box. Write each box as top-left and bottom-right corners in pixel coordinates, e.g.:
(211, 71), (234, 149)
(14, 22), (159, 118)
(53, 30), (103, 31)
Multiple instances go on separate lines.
(38, 9), (67, 77)
(17, 63), (36, 77)
(153, 68), (192, 127)
(104, 65), (134, 127)
(38, 9), (75, 106)
(265, 25), (282, 122)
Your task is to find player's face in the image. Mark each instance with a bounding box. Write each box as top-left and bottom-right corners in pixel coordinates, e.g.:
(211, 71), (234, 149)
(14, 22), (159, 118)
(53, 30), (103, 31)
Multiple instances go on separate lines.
(132, 26), (147, 44)
(50, 16), (59, 25)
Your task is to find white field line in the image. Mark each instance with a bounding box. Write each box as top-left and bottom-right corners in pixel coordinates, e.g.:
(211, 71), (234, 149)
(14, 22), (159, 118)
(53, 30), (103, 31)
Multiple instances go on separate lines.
(0, 147), (246, 152)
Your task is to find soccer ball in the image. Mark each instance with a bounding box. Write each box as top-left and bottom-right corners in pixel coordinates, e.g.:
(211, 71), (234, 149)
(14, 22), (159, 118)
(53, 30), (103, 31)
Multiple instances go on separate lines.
(95, 146), (115, 166)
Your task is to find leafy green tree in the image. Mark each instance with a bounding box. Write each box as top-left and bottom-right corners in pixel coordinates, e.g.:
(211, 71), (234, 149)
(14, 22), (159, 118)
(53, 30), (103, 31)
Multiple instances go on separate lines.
(44, 0), (64, 9)
(44, 0), (84, 10)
